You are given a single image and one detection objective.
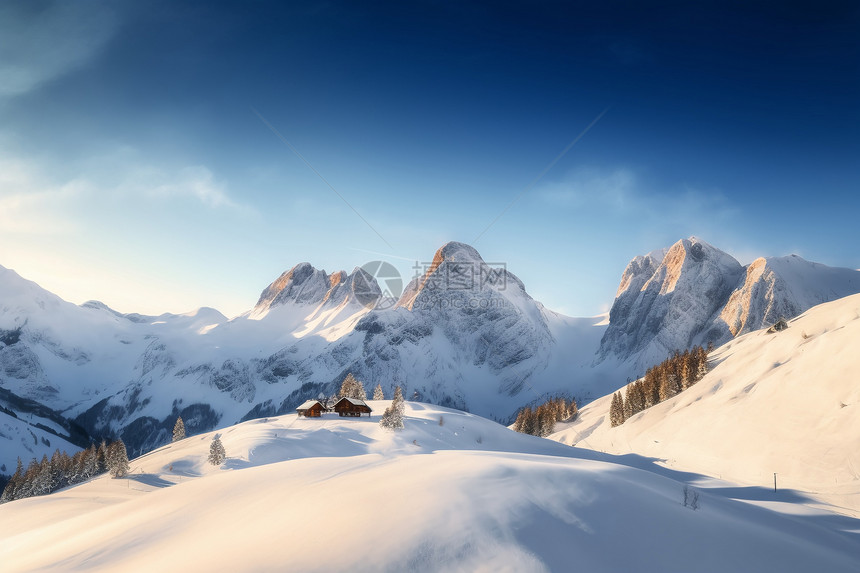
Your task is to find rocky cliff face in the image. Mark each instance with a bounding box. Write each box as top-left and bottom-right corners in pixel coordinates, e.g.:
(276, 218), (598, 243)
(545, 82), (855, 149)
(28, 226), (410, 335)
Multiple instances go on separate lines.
(598, 239), (860, 370)
(720, 255), (860, 337)
(598, 238), (744, 368)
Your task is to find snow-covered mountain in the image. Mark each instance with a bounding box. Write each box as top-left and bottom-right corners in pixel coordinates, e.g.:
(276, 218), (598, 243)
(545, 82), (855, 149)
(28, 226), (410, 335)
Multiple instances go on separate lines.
(1, 238), (858, 474)
(597, 237), (860, 369)
(2, 402), (858, 572)
(553, 292), (860, 515)
(0, 243), (608, 465)
(597, 237), (743, 368)
(719, 254), (860, 337)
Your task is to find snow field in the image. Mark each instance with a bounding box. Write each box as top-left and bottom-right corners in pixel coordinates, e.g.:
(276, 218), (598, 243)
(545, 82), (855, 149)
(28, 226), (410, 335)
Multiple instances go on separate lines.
(1, 401), (859, 572)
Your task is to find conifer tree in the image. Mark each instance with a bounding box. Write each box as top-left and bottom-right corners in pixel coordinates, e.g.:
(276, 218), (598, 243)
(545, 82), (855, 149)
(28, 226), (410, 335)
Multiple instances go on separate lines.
(208, 436), (227, 466)
(537, 406), (556, 437)
(372, 384), (385, 400)
(392, 386), (405, 416)
(50, 450), (70, 491)
(85, 445), (100, 478)
(380, 386), (406, 430)
(107, 440), (130, 478)
(609, 392), (624, 427)
(623, 386), (634, 420)
(96, 440), (108, 474)
(339, 373), (359, 398)
(519, 407), (538, 436)
(355, 380), (367, 400)
(0, 458), (23, 503)
(173, 416), (186, 442)
(32, 455), (52, 496)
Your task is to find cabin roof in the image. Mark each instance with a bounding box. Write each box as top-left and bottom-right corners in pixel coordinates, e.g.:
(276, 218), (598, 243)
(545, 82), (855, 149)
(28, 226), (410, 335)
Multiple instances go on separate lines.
(334, 397), (371, 408)
(296, 400), (323, 411)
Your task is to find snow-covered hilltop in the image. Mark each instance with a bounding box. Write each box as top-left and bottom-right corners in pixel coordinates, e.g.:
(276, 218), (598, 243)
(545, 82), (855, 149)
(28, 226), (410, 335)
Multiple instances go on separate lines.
(2, 402), (858, 573)
(1, 238), (858, 473)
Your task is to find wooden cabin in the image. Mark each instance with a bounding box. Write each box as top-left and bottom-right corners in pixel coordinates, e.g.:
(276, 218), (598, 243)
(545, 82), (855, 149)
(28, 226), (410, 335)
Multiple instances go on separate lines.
(296, 400), (325, 418)
(333, 397), (372, 417)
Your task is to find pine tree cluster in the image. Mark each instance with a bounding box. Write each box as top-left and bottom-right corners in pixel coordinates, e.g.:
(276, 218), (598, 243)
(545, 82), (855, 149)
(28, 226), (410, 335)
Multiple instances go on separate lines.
(339, 373), (367, 400)
(1, 439), (130, 504)
(610, 345), (709, 427)
(379, 386), (405, 430)
(512, 397), (578, 437)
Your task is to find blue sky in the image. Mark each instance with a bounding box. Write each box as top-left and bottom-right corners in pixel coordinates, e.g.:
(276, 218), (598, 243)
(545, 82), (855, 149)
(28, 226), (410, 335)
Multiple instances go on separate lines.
(1, 1), (858, 317)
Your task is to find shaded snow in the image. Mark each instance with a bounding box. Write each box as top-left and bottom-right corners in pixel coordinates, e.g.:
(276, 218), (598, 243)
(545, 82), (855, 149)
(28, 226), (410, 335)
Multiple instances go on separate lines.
(1, 402), (858, 572)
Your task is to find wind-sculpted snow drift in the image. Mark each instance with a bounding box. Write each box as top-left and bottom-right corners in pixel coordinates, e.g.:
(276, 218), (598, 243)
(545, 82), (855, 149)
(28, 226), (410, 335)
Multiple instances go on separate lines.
(1, 239), (858, 468)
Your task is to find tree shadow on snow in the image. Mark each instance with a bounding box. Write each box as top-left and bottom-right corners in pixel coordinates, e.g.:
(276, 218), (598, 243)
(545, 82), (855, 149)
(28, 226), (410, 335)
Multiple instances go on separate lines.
(127, 473), (175, 489)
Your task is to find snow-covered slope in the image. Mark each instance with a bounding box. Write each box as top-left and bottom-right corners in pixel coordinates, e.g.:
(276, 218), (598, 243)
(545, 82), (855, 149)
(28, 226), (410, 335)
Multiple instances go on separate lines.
(0, 410), (81, 475)
(553, 293), (860, 514)
(1, 403), (858, 572)
(598, 237), (860, 370)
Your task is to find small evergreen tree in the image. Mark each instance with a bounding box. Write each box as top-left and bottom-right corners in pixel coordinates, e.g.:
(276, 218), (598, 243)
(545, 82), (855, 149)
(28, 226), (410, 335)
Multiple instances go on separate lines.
(96, 440), (108, 474)
(372, 384), (385, 400)
(208, 436), (226, 466)
(339, 373), (359, 398)
(380, 386), (406, 430)
(173, 416), (186, 442)
(392, 386), (405, 416)
(609, 392), (624, 427)
(31, 455), (52, 496)
(355, 380), (367, 400)
(107, 440), (130, 478)
(85, 445), (100, 479)
(0, 458), (24, 503)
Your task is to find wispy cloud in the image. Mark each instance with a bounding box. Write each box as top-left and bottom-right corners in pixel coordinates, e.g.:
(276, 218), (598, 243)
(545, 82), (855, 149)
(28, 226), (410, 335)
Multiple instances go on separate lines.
(538, 166), (739, 226)
(0, 1), (119, 98)
(539, 167), (636, 210)
(0, 151), (253, 238)
(147, 165), (251, 212)
(0, 158), (88, 234)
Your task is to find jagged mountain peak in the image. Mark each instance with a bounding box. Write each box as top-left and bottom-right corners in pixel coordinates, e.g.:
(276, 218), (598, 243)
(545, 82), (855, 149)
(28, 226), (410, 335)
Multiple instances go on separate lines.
(600, 236), (860, 369)
(252, 263), (330, 314)
(599, 237), (745, 367)
(251, 263), (382, 319)
(719, 254), (860, 337)
(433, 241), (485, 264)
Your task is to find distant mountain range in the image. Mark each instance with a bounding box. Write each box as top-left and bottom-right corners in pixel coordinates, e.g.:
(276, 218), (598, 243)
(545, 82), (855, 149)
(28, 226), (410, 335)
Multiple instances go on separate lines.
(1, 238), (858, 470)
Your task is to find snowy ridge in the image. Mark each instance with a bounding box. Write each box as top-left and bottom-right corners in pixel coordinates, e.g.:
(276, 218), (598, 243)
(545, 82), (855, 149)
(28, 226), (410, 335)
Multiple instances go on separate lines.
(1, 402), (858, 572)
(553, 292), (860, 515)
(721, 255), (860, 336)
(598, 237), (860, 370)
